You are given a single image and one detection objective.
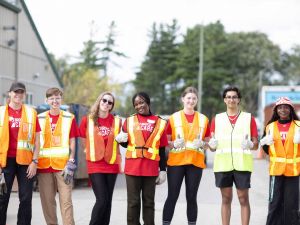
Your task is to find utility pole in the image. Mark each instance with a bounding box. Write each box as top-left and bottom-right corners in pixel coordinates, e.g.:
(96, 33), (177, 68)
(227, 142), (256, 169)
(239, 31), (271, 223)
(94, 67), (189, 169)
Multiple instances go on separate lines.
(197, 24), (204, 112)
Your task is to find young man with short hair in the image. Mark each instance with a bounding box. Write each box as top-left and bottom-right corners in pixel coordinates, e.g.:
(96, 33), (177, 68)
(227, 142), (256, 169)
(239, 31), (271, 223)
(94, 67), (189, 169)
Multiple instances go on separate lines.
(209, 86), (258, 225)
(37, 87), (78, 225)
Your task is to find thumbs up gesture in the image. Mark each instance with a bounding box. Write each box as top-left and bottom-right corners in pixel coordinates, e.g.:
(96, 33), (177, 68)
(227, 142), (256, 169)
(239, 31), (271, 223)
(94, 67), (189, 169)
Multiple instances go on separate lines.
(173, 134), (185, 149)
(192, 134), (205, 149)
(241, 134), (254, 150)
(293, 128), (300, 144)
(208, 132), (218, 151)
(260, 130), (274, 146)
(115, 130), (128, 143)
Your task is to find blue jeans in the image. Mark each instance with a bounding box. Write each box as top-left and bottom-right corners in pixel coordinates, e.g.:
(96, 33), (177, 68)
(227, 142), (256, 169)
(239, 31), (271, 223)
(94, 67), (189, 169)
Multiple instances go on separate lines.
(0, 157), (34, 225)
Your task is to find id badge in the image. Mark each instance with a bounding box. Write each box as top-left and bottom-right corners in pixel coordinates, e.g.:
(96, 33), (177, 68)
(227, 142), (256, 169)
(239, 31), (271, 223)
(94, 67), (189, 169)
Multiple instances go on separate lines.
(22, 123), (29, 132)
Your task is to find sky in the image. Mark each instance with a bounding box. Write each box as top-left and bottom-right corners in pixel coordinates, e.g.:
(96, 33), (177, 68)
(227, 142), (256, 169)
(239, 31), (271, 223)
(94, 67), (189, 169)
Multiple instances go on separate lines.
(25, 0), (300, 82)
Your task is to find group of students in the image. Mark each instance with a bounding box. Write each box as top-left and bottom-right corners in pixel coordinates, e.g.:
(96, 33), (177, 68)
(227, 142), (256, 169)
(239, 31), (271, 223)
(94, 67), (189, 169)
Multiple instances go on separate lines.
(0, 82), (299, 225)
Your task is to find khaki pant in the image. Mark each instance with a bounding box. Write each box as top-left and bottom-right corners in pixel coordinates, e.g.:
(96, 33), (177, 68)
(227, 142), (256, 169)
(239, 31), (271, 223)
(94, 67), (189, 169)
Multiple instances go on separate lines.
(38, 172), (75, 225)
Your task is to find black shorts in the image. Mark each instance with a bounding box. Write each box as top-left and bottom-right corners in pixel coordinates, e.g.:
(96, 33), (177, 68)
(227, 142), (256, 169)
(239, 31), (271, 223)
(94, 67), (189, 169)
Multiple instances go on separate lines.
(214, 170), (251, 189)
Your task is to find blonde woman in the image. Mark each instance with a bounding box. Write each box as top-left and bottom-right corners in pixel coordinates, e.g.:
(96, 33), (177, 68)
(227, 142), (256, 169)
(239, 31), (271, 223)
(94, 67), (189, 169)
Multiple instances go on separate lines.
(79, 91), (122, 225)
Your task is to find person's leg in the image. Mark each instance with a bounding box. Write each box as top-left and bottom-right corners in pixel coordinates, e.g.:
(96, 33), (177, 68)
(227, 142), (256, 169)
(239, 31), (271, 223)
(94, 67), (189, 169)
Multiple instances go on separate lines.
(283, 176), (299, 225)
(215, 171), (234, 225)
(234, 171), (251, 225)
(89, 173), (109, 225)
(16, 164), (34, 225)
(126, 175), (142, 225)
(185, 165), (202, 224)
(38, 173), (59, 225)
(162, 166), (185, 224)
(266, 176), (284, 225)
(220, 187), (233, 225)
(141, 176), (156, 225)
(102, 173), (117, 225)
(55, 172), (75, 225)
(0, 158), (17, 225)
(236, 189), (250, 225)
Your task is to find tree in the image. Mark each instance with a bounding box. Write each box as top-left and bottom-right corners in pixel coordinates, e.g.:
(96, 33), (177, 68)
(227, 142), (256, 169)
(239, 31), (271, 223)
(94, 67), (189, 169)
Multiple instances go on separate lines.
(281, 45), (300, 85)
(134, 20), (180, 114)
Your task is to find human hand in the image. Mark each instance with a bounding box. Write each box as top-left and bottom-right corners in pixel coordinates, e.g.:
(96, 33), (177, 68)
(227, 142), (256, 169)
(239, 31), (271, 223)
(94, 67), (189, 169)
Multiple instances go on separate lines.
(293, 129), (300, 144)
(61, 161), (77, 185)
(0, 173), (7, 195)
(241, 134), (254, 150)
(26, 162), (37, 179)
(192, 135), (205, 149)
(155, 171), (167, 185)
(173, 134), (185, 149)
(260, 130), (274, 146)
(208, 132), (218, 151)
(115, 131), (128, 143)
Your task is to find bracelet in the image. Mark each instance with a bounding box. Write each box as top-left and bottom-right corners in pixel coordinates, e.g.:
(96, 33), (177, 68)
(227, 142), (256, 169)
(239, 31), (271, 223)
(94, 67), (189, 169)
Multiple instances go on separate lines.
(32, 159), (38, 164)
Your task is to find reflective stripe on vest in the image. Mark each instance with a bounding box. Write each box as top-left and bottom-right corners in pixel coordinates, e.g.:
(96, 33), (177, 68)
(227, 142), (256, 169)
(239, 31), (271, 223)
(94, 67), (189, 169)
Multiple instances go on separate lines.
(126, 115), (166, 161)
(167, 110), (208, 168)
(87, 116), (121, 163)
(214, 112), (253, 172)
(267, 120), (300, 176)
(38, 111), (73, 170)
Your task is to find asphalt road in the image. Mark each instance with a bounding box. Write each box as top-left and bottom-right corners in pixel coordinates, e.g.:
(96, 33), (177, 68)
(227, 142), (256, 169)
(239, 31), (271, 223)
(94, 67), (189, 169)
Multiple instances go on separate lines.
(7, 151), (270, 225)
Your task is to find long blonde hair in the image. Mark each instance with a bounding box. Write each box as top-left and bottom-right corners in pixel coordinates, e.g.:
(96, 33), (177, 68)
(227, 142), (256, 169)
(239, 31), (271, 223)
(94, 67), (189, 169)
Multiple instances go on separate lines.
(89, 91), (115, 126)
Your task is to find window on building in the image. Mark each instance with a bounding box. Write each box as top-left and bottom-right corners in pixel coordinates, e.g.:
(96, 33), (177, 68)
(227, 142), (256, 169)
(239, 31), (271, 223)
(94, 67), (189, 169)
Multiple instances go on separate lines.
(25, 93), (33, 105)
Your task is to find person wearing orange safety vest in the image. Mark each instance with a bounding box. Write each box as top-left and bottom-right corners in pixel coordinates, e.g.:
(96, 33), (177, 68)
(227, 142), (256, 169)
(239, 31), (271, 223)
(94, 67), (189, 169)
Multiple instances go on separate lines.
(261, 97), (300, 225)
(37, 88), (78, 225)
(115, 92), (168, 225)
(208, 86), (258, 225)
(79, 91), (122, 225)
(0, 82), (41, 225)
(162, 87), (210, 225)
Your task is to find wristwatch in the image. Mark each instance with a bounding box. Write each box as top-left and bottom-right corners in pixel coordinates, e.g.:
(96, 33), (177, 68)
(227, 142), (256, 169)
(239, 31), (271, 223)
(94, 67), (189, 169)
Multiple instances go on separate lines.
(32, 159), (38, 164)
(68, 158), (75, 163)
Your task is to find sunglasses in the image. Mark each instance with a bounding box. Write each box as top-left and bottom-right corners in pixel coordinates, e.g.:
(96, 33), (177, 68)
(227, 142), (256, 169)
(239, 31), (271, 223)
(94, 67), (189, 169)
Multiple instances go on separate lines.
(101, 98), (113, 105)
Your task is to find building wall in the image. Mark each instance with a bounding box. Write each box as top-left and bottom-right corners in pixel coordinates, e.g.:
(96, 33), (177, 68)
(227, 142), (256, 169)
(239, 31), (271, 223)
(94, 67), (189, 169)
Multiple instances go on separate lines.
(0, 0), (61, 106)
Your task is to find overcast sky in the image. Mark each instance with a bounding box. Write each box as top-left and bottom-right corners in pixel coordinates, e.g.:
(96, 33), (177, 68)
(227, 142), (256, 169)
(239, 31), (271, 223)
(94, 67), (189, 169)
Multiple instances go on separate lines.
(25, 0), (300, 82)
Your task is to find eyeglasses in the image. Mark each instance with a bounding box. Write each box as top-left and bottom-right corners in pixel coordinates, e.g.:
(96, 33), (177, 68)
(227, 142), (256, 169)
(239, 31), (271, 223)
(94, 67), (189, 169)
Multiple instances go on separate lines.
(225, 96), (239, 100)
(102, 98), (113, 105)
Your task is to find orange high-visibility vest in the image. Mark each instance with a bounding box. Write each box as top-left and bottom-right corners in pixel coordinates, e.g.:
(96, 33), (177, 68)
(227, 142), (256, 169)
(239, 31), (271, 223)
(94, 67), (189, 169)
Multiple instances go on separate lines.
(167, 110), (209, 168)
(86, 116), (121, 164)
(0, 105), (37, 167)
(266, 120), (300, 176)
(38, 111), (74, 170)
(126, 115), (167, 161)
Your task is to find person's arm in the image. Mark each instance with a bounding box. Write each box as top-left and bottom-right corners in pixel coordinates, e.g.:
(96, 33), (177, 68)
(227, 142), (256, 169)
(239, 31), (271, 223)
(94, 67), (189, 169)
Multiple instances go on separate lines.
(27, 131), (40, 179)
(159, 147), (166, 171)
(69, 138), (76, 160)
(250, 116), (259, 150)
(261, 130), (269, 154)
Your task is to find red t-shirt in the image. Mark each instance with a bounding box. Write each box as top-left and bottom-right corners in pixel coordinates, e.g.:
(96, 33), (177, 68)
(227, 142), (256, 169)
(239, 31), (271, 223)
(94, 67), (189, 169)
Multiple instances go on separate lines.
(166, 113), (210, 138)
(38, 112), (79, 173)
(210, 114), (258, 138)
(79, 114), (120, 174)
(7, 106), (41, 157)
(276, 121), (291, 145)
(123, 114), (168, 176)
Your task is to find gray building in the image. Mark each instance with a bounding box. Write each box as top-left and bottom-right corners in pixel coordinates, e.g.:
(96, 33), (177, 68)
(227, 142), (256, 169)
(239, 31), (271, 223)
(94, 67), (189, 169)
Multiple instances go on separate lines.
(0, 0), (62, 106)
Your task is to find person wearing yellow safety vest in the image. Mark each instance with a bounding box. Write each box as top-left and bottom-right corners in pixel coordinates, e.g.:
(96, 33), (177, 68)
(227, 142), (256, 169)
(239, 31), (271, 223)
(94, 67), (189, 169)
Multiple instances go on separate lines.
(0, 82), (41, 225)
(260, 97), (300, 225)
(162, 87), (210, 225)
(115, 92), (168, 225)
(208, 86), (258, 225)
(79, 91), (122, 225)
(37, 88), (78, 225)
